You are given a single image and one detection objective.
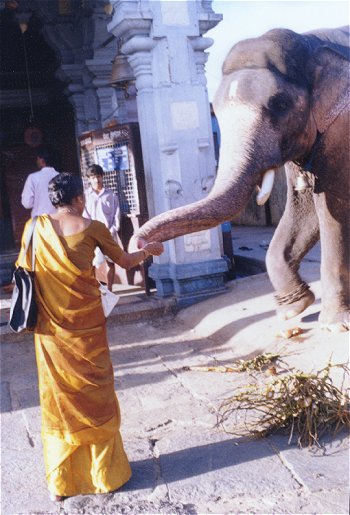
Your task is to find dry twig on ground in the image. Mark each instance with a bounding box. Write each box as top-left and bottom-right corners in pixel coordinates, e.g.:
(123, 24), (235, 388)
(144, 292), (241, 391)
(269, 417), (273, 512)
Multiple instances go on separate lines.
(183, 353), (280, 374)
(217, 363), (350, 447)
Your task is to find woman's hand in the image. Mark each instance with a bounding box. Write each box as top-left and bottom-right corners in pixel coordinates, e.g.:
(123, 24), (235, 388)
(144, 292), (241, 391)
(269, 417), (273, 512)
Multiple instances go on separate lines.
(122, 238), (164, 269)
(142, 242), (164, 257)
(128, 234), (147, 253)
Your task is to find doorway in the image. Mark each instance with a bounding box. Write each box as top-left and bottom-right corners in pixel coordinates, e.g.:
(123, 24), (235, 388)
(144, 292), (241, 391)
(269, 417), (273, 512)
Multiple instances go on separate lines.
(0, 8), (79, 251)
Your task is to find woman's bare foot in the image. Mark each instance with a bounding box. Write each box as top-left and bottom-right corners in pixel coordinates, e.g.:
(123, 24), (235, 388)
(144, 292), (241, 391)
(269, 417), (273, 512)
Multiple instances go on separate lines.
(49, 492), (65, 502)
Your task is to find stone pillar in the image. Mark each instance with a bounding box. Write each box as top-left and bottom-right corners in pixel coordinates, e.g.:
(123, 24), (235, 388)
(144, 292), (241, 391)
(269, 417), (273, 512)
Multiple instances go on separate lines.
(109, 0), (226, 305)
(58, 64), (100, 135)
(39, 1), (122, 136)
(85, 3), (121, 128)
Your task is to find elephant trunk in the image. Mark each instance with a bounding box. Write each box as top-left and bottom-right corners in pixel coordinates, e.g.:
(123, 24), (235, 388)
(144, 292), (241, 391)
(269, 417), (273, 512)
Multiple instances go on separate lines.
(135, 167), (257, 243)
(134, 105), (270, 245)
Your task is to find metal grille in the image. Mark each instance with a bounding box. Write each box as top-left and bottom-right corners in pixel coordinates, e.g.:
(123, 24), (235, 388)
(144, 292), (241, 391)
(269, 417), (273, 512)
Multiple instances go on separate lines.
(81, 142), (140, 216)
(80, 146), (95, 180)
(95, 142), (139, 215)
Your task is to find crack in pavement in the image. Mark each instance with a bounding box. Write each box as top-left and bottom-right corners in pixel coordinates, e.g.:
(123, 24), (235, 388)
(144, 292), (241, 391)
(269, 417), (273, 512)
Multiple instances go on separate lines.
(268, 439), (308, 491)
(21, 411), (36, 448)
(148, 437), (171, 503)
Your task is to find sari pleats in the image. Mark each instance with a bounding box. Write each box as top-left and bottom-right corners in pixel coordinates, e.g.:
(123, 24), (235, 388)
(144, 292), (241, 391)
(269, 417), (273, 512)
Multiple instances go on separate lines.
(18, 216), (131, 495)
(43, 433), (131, 496)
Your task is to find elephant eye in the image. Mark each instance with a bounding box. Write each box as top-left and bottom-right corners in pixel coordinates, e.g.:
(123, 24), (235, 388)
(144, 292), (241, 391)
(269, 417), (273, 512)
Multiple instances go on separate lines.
(268, 94), (293, 114)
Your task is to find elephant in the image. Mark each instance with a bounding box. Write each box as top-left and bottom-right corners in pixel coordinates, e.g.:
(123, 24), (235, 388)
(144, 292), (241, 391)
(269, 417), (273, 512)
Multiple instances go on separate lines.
(133, 26), (350, 332)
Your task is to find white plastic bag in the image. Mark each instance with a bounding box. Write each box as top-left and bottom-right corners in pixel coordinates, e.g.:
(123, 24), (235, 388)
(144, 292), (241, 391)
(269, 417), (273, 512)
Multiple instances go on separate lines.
(99, 283), (120, 317)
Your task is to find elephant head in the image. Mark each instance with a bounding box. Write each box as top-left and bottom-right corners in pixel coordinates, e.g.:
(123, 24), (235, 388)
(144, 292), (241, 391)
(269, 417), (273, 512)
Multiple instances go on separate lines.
(133, 27), (350, 245)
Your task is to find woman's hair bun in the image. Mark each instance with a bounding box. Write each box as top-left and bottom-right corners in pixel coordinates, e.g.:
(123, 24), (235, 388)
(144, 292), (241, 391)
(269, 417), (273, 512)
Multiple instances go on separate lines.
(48, 173), (84, 207)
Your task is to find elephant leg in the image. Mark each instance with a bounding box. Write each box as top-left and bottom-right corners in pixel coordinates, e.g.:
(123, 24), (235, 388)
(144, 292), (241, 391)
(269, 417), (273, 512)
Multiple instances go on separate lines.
(266, 169), (320, 320)
(314, 192), (349, 332)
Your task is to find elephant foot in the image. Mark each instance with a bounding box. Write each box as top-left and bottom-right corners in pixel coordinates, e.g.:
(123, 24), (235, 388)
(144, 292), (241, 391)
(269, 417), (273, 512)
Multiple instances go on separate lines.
(276, 288), (315, 321)
(319, 310), (349, 332)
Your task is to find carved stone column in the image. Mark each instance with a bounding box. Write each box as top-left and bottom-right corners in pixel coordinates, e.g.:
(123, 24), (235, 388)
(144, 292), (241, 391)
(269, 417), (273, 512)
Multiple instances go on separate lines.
(109, 0), (225, 305)
(22, 3), (95, 136)
(85, 3), (121, 128)
(56, 63), (99, 135)
(33, 0), (119, 136)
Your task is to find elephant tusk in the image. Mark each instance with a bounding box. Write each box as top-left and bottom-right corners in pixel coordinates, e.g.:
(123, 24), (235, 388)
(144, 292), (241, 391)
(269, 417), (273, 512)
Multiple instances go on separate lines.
(256, 169), (275, 206)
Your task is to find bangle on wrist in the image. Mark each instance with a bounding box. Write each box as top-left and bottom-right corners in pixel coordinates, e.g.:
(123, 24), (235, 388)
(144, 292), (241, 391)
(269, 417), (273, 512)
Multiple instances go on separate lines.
(141, 249), (148, 261)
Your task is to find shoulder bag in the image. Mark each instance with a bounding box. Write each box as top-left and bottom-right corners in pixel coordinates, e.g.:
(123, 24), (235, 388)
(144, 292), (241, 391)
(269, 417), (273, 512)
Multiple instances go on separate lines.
(9, 217), (38, 333)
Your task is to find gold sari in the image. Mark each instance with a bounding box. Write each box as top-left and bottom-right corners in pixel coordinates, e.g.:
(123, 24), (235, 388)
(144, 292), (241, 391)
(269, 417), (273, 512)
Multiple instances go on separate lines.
(17, 215), (131, 496)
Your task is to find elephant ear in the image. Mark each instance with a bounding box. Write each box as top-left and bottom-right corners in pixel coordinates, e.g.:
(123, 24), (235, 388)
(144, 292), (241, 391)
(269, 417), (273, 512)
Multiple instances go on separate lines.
(308, 37), (350, 133)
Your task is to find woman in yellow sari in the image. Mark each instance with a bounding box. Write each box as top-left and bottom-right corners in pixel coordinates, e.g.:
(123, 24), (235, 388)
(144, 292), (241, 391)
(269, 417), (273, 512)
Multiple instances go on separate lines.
(17, 173), (163, 502)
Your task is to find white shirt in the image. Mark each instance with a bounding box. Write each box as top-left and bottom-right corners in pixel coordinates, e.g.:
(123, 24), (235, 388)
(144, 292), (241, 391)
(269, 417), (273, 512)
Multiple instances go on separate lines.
(83, 187), (120, 238)
(21, 167), (59, 217)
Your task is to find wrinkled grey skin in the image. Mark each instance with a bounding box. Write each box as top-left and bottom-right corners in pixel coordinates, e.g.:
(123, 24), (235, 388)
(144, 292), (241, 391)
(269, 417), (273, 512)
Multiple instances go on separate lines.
(133, 27), (350, 332)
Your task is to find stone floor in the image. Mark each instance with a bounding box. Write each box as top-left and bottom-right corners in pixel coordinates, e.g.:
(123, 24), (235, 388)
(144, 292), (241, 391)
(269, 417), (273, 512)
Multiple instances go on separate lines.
(1, 226), (349, 515)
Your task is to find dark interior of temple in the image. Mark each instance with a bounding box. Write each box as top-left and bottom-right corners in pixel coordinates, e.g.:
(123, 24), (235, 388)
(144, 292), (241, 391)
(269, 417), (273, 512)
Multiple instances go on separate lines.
(0, 7), (78, 250)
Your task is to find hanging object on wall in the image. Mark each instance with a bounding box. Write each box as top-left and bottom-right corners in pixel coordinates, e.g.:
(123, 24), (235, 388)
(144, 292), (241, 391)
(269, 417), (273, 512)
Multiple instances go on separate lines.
(58, 0), (72, 15)
(111, 54), (135, 98)
(103, 2), (113, 16)
(24, 126), (43, 147)
(18, 13), (43, 147)
(5, 0), (19, 10)
(19, 21), (28, 34)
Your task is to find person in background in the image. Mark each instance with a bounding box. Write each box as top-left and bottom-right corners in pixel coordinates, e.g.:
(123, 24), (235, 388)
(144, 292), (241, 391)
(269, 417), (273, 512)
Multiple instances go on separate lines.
(84, 164), (121, 291)
(21, 145), (59, 216)
(16, 172), (164, 501)
(1, 145), (59, 295)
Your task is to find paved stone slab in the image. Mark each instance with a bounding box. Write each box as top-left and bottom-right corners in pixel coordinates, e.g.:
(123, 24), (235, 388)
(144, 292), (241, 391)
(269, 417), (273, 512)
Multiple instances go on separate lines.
(2, 410), (28, 449)
(120, 400), (215, 441)
(233, 226), (321, 277)
(156, 431), (299, 505)
(1, 341), (39, 394)
(9, 385), (40, 418)
(116, 367), (217, 438)
(1, 409), (47, 514)
(1, 381), (11, 412)
(270, 431), (349, 492)
(195, 487), (349, 515)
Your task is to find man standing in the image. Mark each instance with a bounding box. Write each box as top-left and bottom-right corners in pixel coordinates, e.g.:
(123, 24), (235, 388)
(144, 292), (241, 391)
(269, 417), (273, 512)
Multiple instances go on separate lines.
(21, 146), (59, 216)
(84, 164), (121, 291)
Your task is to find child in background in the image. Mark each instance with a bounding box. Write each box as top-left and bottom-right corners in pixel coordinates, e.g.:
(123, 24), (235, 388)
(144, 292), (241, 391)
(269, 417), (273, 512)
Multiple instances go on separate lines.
(84, 164), (121, 290)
